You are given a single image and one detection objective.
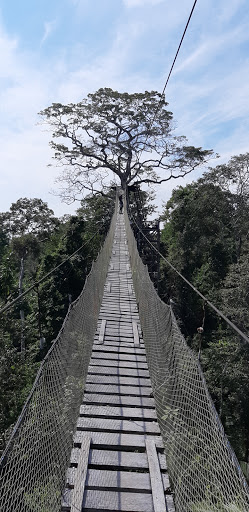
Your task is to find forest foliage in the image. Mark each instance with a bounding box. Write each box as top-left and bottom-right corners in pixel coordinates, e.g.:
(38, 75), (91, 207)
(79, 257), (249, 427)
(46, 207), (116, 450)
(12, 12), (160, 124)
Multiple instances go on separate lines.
(159, 152), (249, 464)
(0, 192), (114, 453)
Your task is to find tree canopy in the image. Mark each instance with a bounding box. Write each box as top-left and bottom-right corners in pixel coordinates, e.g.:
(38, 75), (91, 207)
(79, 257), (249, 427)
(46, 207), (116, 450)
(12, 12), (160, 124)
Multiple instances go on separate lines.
(40, 88), (214, 201)
(0, 198), (58, 238)
(159, 154), (249, 462)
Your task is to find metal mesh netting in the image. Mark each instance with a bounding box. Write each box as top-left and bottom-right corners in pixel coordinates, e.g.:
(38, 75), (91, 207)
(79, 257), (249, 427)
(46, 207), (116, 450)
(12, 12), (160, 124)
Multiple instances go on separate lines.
(124, 209), (249, 512)
(0, 206), (117, 512)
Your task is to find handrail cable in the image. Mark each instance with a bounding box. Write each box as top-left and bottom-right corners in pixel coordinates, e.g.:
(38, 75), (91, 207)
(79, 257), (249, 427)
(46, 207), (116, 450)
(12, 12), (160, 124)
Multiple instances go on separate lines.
(130, 214), (249, 345)
(0, 227), (104, 316)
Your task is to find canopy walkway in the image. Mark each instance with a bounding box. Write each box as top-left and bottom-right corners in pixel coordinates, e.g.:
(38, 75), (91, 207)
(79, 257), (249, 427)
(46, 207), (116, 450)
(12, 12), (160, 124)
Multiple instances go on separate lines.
(1, 201), (249, 512)
(62, 213), (174, 511)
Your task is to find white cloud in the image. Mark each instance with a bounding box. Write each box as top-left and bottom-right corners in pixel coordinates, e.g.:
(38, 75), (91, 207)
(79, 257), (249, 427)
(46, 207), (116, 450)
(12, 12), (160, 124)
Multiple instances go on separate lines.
(174, 22), (249, 75)
(41, 20), (57, 45)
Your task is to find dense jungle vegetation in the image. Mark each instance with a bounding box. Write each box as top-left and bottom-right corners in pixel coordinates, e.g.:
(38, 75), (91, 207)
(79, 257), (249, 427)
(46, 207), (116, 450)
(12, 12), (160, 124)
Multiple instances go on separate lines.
(0, 192), (115, 453)
(1, 152), (249, 474)
(159, 152), (249, 466)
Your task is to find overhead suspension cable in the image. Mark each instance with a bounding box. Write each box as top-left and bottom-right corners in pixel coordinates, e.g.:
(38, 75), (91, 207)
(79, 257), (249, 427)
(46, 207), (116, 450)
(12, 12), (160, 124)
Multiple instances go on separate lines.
(136, 0), (198, 160)
(161, 0), (198, 97)
(0, 227), (103, 316)
(130, 214), (249, 345)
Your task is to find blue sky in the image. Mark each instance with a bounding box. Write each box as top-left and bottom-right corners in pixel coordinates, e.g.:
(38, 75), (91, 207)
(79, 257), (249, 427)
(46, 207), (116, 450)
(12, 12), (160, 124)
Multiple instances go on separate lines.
(0, 0), (249, 216)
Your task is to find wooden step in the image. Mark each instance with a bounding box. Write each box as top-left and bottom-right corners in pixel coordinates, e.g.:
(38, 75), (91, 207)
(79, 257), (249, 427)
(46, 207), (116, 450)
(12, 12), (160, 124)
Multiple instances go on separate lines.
(85, 375), (151, 387)
(77, 417), (160, 434)
(89, 358), (148, 369)
(87, 365), (149, 378)
(70, 448), (167, 471)
(84, 384), (152, 396)
(80, 404), (157, 420)
(73, 431), (164, 450)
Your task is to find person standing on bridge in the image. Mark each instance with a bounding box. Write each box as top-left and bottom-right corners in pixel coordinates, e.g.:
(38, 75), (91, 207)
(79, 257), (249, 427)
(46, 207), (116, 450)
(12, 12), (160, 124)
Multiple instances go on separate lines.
(119, 194), (124, 214)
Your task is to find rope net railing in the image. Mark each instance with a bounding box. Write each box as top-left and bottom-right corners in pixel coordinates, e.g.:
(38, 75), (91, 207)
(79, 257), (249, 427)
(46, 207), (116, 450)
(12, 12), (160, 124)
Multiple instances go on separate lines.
(0, 204), (117, 512)
(124, 208), (249, 512)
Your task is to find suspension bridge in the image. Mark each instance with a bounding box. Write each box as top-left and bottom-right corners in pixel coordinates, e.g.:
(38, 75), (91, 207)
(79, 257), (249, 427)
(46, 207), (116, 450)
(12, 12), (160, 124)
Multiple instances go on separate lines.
(1, 199), (249, 512)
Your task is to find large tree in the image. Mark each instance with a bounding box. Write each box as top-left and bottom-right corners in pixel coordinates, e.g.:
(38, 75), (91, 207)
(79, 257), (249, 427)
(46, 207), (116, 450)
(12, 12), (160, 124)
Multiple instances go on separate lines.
(0, 198), (58, 238)
(40, 88), (214, 201)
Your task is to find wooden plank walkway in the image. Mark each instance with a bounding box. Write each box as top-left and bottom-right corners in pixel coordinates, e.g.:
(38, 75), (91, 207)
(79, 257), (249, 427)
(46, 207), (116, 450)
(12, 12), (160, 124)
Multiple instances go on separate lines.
(62, 214), (175, 512)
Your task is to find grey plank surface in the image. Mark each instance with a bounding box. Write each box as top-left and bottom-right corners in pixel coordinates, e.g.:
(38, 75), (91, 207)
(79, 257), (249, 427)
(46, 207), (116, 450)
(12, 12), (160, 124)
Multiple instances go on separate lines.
(80, 404), (157, 420)
(98, 319), (106, 343)
(73, 431), (164, 449)
(92, 345), (146, 356)
(87, 365), (150, 378)
(89, 358), (148, 369)
(84, 383), (152, 395)
(85, 468), (170, 491)
(133, 320), (140, 346)
(71, 448), (166, 470)
(70, 434), (91, 512)
(82, 393), (155, 407)
(86, 374), (151, 386)
(83, 489), (154, 512)
(146, 439), (167, 512)
(77, 417), (160, 434)
(90, 352), (147, 362)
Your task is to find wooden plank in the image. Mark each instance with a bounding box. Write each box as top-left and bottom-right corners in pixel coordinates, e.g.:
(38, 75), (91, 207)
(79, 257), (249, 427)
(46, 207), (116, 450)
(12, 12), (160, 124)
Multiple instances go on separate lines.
(80, 404), (157, 420)
(87, 365), (149, 378)
(82, 393), (155, 408)
(102, 298), (136, 305)
(102, 294), (136, 300)
(146, 439), (167, 512)
(100, 320), (136, 328)
(95, 335), (142, 344)
(71, 448), (166, 470)
(83, 490), (153, 511)
(98, 314), (140, 323)
(98, 319), (106, 344)
(103, 329), (134, 337)
(102, 325), (134, 332)
(86, 374), (151, 386)
(70, 434), (91, 512)
(74, 431), (164, 449)
(98, 309), (138, 316)
(133, 321), (140, 346)
(99, 306), (137, 314)
(92, 343), (145, 353)
(94, 338), (144, 348)
(99, 307), (138, 315)
(76, 417), (160, 434)
(89, 358), (148, 369)
(99, 306), (138, 312)
(106, 282), (111, 293)
(166, 495), (176, 511)
(85, 469), (170, 491)
(91, 352), (146, 363)
(84, 383), (152, 396)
